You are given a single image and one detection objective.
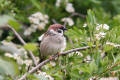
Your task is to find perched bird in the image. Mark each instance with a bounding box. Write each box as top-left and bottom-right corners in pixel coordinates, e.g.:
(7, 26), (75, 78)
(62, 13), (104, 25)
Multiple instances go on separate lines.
(39, 24), (67, 62)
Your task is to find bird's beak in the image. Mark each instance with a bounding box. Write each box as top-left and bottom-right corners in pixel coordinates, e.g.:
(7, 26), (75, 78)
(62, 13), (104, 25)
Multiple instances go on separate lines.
(63, 27), (67, 31)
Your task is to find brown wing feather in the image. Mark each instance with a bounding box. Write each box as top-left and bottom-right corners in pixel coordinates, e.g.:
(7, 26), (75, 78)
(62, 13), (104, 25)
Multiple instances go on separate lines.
(39, 30), (56, 62)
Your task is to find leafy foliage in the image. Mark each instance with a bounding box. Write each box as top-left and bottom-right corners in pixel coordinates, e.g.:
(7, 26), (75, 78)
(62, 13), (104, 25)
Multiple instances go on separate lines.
(0, 0), (120, 80)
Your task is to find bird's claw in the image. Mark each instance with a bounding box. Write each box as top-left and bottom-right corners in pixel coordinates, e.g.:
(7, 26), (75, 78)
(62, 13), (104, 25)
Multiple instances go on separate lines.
(57, 52), (61, 56)
(49, 56), (53, 60)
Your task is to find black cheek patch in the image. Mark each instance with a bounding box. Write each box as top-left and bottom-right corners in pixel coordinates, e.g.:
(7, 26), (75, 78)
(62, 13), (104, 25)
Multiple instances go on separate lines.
(57, 29), (62, 33)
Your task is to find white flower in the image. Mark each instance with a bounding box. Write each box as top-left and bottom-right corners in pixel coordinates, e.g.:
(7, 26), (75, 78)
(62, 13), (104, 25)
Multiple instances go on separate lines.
(96, 24), (109, 30)
(13, 53), (20, 59)
(23, 24), (39, 36)
(50, 61), (56, 67)
(44, 20), (49, 24)
(99, 32), (106, 38)
(34, 71), (54, 80)
(5, 53), (13, 58)
(28, 17), (39, 24)
(95, 34), (101, 40)
(23, 27), (35, 36)
(61, 17), (74, 26)
(24, 59), (32, 66)
(31, 12), (42, 19)
(87, 37), (90, 41)
(25, 12), (49, 36)
(46, 75), (54, 80)
(16, 57), (24, 65)
(55, 0), (61, 7)
(76, 51), (83, 57)
(96, 24), (102, 30)
(84, 55), (91, 63)
(89, 76), (96, 80)
(38, 23), (46, 30)
(2, 41), (30, 66)
(65, 3), (75, 13)
(44, 15), (49, 19)
(83, 23), (87, 27)
(43, 65), (49, 70)
(95, 32), (106, 40)
(23, 29), (32, 36)
(103, 24), (109, 30)
(68, 52), (74, 57)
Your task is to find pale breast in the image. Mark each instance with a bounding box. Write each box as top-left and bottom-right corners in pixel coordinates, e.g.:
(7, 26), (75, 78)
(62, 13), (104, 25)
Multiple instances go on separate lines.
(40, 34), (66, 58)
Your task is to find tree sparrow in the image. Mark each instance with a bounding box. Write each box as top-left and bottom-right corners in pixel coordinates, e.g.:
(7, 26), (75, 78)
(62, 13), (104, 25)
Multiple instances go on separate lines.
(39, 24), (67, 62)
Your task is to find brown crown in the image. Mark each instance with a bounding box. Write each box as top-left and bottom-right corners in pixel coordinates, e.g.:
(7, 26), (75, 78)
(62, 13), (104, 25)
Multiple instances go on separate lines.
(48, 24), (63, 31)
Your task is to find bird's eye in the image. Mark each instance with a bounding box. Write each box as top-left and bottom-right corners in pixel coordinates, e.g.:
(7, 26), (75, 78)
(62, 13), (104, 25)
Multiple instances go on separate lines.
(57, 29), (62, 33)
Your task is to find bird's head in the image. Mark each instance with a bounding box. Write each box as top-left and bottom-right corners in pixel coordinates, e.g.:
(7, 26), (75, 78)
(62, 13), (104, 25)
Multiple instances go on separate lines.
(48, 24), (67, 35)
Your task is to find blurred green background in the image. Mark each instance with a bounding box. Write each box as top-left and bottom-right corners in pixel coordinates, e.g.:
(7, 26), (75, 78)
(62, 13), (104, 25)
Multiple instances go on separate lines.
(0, 0), (120, 80)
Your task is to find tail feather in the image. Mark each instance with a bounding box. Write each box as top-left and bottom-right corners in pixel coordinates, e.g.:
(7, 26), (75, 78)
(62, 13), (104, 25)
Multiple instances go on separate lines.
(39, 53), (45, 63)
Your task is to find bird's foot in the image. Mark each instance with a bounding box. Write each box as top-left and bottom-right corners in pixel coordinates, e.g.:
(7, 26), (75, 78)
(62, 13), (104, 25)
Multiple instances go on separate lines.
(49, 56), (53, 61)
(57, 52), (61, 56)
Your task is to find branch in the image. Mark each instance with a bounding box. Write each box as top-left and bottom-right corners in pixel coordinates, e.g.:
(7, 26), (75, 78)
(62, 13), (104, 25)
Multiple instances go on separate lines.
(70, 12), (86, 18)
(52, 12), (86, 26)
(52, 19), (58, 24)
(0, 25), (38, 66)
(95, 61), (120, 79)
(18, 45), (96, 80)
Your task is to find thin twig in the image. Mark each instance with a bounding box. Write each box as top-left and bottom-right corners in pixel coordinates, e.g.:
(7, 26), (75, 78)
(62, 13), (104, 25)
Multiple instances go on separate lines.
(18, 45), (96, 80)
(52, 19), (58, 24)
(52, 12), (86, 26)
(70, 12), (86, 18)
(8, 26), (26, 45)
(95, 61), (120, 79)
(0, 25), (37, 66)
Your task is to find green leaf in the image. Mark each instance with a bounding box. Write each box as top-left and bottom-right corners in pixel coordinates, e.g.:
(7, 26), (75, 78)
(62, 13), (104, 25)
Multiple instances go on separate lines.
(30, 0), (41, 10)
(103, 45), (114, 52)
(33, 73), (49, 80)
(8, 20), (21, 31)
(89, 61), (98, 73)
(27, 74), (39, 80)
(0, 58), (19, 77)
(87, 9), (97, 41)
(87, 9), (96, 27)
(80, 64), (91, 73)
(24, 43), (38, 51)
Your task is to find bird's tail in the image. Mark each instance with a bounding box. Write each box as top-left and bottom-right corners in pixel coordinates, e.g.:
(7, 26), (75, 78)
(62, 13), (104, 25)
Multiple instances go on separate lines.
(39, 53), (45, 63)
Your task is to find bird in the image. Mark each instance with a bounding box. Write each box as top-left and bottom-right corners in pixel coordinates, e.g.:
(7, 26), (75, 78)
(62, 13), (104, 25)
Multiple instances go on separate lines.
(39, 24), (67, 62)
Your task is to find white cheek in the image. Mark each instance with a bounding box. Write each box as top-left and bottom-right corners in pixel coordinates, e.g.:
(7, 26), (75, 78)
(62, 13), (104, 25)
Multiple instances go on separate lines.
(50, 29), (57, 34)
(50, 29), (63, 36)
